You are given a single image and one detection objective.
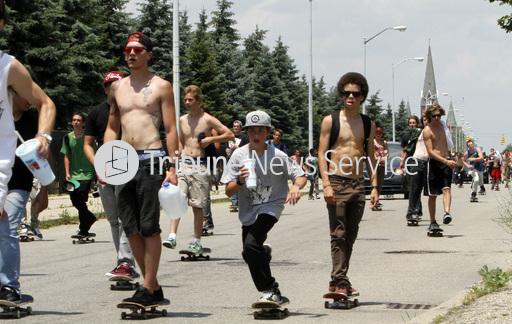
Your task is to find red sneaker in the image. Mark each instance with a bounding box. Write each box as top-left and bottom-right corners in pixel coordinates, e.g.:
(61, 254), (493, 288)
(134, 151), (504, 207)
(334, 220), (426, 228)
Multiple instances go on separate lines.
(107, 262), (134, 279)
(348, 287), (359, 296)
(334, 286), (348, 297)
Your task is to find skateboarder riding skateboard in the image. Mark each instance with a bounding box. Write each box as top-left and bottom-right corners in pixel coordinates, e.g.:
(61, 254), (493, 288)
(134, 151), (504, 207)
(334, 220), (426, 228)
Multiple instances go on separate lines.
(318, 72), (378, 298)
(104, 31), (179, 305)
(221, 110), (306, 304)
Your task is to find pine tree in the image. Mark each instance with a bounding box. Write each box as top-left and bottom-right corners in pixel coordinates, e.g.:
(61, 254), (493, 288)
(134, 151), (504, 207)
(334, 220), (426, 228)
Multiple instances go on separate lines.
(365, 91), (384, 122)
(395, 99), (409, 141)
(210, 0), (239, 46)
(184, 10), (226, 123)
(136, 0), (173, 81)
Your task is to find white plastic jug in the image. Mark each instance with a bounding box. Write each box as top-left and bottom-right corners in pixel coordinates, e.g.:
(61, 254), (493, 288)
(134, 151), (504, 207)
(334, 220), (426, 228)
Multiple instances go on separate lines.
(15, 139), (55, 186)
(158, 182), (188, 219)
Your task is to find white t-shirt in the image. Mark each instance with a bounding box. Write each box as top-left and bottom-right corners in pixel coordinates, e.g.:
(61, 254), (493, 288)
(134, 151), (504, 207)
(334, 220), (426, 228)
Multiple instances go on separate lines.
(0, 51), (16, 212)
(221, 144), (305, 226)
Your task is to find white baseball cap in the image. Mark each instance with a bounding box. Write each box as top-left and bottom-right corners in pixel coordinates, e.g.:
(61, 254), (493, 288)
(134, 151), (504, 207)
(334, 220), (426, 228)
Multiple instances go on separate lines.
(244, 110), (272, 129)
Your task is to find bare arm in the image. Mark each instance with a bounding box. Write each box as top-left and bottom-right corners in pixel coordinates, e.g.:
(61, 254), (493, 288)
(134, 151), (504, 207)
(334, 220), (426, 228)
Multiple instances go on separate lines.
(424, 126), (456, 167)
(9, 59), (56, 159)
(64, 155), (71, 180)
(103, 81), (121, 143)
(317, 115), (332, 186)
(161, 82), (179, 185)
(366, 122), (379, 188)
(203, 116), (234, 147)
(83, 136), (96, 165)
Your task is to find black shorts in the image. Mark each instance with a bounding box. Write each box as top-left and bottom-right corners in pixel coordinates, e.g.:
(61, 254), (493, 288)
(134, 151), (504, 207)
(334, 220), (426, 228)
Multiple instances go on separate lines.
(117, 159), (163, 237)
(424, 159), (452, 196)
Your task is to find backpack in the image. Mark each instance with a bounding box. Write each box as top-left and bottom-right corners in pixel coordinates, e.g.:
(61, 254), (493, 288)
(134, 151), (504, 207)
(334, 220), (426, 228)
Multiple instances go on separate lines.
(401, 128), (421, 157)
(328, 110), (371, 157)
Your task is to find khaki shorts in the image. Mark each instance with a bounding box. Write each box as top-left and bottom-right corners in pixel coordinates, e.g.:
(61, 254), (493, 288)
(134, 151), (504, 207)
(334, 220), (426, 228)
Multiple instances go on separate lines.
(178, 163), (211, 209)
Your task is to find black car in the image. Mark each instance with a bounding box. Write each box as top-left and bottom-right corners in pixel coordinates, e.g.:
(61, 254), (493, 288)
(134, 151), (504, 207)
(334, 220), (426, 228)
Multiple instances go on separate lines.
(363, 142), (407, 199)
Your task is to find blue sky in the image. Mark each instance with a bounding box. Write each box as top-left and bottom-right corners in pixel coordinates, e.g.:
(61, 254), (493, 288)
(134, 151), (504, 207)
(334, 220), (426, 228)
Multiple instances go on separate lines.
(127, 0), (511, 152)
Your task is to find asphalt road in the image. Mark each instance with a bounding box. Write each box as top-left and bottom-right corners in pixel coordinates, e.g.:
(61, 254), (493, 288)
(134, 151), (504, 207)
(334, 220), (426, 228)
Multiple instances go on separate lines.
(12, 186), (512, 323)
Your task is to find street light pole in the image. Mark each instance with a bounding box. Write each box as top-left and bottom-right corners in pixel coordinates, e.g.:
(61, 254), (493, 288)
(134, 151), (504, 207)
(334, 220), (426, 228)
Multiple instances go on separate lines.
(362, 25), (407, 114)
(391, 56), (424, 142)
(173, 0), (180, 134)
(308, 0), (313, 149)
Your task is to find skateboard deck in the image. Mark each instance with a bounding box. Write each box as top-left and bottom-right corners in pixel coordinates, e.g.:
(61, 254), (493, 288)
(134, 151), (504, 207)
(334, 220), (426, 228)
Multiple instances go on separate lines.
(179, 247), (211, 261)
(117, 298), (169, 320)
(201, 228), (214, 236)
(251, 297), (290, 320)
(323, 292), (359, 309)
(470, 197), (478, 202)
(71, 233), (96, 244)
(229, 205), (238, 212)
(0, 294), (33, 319)
(109, 275), (140, 291)
(427, 228), (443, 237)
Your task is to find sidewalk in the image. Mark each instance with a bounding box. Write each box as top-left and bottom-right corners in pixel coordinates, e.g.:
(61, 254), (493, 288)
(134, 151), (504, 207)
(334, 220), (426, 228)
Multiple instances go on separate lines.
(36, 183), (315, 222)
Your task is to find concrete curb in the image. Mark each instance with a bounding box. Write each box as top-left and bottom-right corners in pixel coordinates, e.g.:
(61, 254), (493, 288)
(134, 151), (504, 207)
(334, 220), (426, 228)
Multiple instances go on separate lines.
(407, 288), (470, 324)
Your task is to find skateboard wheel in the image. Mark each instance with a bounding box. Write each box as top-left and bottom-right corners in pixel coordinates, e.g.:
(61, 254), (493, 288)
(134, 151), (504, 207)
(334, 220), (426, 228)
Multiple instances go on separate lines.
(15, 309), (21, 319)
(354, 299), (359, 306)
(161, 309), (167, 317)
(91, 239), (95, 243)
(324, 301), (329, 309)
(27, 306), (32, 315)
(72, 240), (76, 244)
(180, 256), (185, 261)
(110, 284), (116, 290)
(205, 255), (210, 261)
(121, 311), (127, 319)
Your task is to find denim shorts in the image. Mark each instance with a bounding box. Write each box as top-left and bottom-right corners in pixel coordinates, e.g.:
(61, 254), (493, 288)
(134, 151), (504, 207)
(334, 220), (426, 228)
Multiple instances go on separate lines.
(117, 160), (163, 237)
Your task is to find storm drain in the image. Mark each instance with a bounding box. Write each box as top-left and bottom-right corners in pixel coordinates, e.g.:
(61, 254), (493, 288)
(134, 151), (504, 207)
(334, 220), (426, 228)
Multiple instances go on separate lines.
(384, 250), (458, 254)
(386, 303), (435, 310)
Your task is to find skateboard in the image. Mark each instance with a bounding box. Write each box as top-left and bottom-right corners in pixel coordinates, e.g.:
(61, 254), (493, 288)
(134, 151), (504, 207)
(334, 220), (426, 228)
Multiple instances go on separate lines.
(179, 247), (211, 261)
(71, 233), (96, 244)
(478, 191), (486, 195)
(0, 294), (33, 319)
(371, 206), (382, 211)
(229, 205), (238, 213)
(251, 297), (290, 320)
(201, 228), (214, 236)
(323, 292), (359, 309)
(19, 234), (35, 242)
(117, 298), (169, 320)
(470, 196), (478, 202)
(427, 228), (443, 237)
(110, 275), (140, 291)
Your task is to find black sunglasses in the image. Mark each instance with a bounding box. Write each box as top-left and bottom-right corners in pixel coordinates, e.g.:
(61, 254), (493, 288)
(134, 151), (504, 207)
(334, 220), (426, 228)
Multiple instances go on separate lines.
(432, 114), (442, 118)
(340, 91), (363, 98)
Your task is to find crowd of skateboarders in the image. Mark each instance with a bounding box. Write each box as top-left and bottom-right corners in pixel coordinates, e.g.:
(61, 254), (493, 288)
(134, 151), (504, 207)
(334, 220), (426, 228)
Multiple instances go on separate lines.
(1, 0), (511, 316)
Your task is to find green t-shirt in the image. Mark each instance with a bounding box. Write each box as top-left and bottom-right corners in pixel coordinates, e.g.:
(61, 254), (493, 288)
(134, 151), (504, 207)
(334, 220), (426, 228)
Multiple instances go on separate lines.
(60, 131), (95, 181)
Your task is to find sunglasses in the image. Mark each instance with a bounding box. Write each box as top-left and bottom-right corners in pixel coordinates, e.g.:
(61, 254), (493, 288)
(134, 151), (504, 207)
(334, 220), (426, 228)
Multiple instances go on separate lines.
(432, 114), (442, 118)
(124, 47), (146, 55)
(340, 91), (363, 98)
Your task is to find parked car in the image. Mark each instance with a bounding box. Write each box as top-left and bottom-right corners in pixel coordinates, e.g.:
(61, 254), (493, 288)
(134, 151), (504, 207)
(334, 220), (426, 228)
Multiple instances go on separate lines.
(363, 142), (407, 199)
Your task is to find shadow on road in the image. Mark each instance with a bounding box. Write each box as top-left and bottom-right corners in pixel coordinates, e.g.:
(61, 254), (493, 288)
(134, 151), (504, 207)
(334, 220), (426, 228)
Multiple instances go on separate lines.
(31, 311), (84, 316)
(167, 311), (211, 318)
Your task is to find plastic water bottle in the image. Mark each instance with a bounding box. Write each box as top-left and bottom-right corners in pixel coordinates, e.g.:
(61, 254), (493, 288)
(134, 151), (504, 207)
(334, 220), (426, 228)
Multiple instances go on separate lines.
(158, 182), (188, 219)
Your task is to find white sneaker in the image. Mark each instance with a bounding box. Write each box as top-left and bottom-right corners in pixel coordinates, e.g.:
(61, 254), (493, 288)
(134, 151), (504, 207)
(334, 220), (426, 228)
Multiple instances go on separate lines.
(32, 227), (43, 240)
(259, 287), (284, 304)
(162, 236), (177, 249)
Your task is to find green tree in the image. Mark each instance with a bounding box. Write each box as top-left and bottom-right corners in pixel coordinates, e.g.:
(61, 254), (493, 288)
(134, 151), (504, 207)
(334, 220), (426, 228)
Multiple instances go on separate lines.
(488, 0), (512, 32)
(184, 10), (226, 122)
(136, 0), (173, 80)
(395, 99), (409, 141)
(365, 91), (384, 122)
(210, 0), (239, 46)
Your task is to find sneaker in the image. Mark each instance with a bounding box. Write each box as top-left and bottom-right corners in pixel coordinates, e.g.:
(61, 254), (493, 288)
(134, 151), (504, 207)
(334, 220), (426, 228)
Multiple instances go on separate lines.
(202, 217), (214, 230)
(106, 262), (136, 278)
(259, 287), (283, 304)
(0, 286), (21, 302)
(188, 240), (203, 254)
(153, 286), (164, 303)
(443, 212), (452, 225)
(429, 222), (441, 232)
(308, 195), (314, 200)
(263, 243), (272, 262)
(123, 287), (157, 306)
(32, 227), (43, 240)
(348, 287), (359, 297)
(17, 223), (29, 235)
(333, 286), (348, 298)
(315, 195), (320, 199)
(162, 236), (177, 249)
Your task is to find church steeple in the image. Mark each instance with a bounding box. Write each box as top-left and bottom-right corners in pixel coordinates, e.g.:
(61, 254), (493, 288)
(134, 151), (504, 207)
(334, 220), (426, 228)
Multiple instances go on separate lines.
(420, 44), (438, 116)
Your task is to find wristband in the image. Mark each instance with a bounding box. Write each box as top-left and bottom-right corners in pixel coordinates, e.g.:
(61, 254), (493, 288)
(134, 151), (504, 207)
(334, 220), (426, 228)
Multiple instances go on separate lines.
(36, 132), (53, 144)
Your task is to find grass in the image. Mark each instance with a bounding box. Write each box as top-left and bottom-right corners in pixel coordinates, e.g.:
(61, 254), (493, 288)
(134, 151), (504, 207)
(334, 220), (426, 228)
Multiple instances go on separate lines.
(432, 265), (512, 323)
(462, 265), (511, 305)
(39, 209), (106, 229)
